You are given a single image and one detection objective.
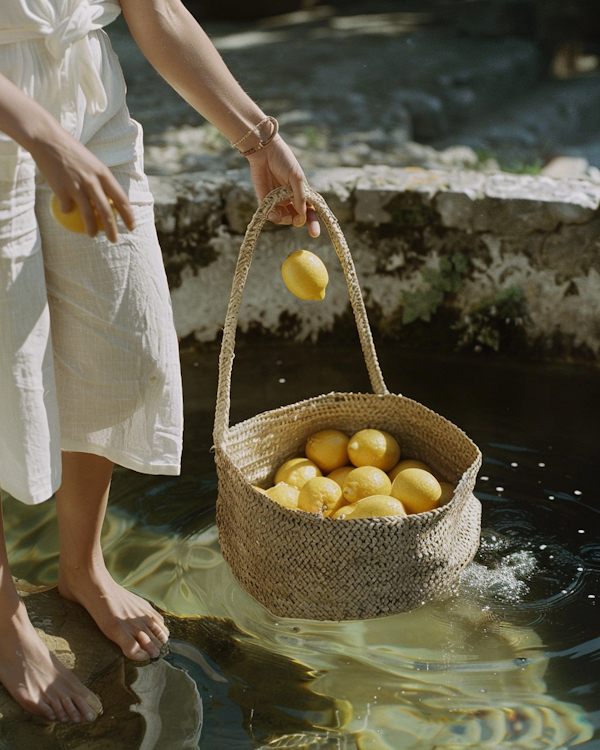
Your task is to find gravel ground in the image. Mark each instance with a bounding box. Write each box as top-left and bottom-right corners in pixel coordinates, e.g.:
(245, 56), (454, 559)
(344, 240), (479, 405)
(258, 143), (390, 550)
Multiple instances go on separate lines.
(106, 1), (600, 179)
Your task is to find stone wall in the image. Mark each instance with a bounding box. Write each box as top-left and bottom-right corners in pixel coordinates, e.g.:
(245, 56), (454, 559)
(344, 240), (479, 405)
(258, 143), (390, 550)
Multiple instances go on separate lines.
(150, 166), (600, 362)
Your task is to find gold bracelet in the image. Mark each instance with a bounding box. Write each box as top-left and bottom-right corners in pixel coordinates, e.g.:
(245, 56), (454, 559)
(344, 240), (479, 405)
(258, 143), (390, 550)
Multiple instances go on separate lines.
(230, 116), (272, 149)
(238, 117), (279, 157)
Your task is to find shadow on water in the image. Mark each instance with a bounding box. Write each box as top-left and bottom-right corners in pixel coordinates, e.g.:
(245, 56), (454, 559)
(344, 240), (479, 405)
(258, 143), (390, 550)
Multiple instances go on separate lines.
(2, 344), (600, 749)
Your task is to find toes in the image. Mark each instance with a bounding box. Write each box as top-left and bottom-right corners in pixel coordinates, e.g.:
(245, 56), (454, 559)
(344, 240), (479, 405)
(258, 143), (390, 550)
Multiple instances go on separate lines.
(137, 629), (161, 659)
(49, 696), (70, 724)
(61, 696), (83, 724)
(37, 700), (58, 722)
(73, 693), (100, 722)
(83, 691), (103, 717)
(119, 632), (151, 662)
(149, 618), (169, 643)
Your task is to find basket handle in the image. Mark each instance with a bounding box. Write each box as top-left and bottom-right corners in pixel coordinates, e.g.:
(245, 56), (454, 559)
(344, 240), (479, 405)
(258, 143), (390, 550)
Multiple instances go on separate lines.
(214, 184), (389, 442)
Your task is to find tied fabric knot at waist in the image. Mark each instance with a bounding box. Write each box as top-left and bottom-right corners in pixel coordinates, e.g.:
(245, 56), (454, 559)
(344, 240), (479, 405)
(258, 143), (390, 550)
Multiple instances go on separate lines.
(0, 0), (121, 115)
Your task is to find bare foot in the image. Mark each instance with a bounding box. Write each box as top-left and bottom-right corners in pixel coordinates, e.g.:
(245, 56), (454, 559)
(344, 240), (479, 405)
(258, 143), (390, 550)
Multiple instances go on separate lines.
(58, 564), (169, 662)
(0, 599), (102, 723)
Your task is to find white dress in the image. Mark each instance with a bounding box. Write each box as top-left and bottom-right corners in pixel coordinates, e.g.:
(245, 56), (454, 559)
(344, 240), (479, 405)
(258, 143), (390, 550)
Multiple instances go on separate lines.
(0, 0), (183, 504)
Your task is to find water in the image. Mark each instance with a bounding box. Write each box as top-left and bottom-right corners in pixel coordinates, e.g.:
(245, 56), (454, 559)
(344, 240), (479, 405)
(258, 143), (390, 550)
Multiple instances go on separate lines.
(2, 345), (600, 749)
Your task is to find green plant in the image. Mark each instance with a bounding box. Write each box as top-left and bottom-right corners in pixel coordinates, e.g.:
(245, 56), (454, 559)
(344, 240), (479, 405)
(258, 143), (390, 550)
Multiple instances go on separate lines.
(402, 253), (469, 325)
(474, 148), (543, 175)
(453, 286), (528, 352)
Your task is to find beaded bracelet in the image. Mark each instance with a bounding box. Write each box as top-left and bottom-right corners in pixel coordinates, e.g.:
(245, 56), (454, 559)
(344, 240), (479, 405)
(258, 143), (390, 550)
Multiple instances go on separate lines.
(233, 116), (279, 157)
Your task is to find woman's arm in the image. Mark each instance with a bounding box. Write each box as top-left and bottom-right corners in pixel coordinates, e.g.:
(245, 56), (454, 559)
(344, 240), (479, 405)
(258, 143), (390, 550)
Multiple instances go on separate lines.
(118, 0), (319, 236)
(0, 73), (134, 242)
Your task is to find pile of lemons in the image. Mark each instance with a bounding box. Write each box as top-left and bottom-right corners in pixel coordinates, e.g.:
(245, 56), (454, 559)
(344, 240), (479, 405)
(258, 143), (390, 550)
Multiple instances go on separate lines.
(255, 429), (454, 519)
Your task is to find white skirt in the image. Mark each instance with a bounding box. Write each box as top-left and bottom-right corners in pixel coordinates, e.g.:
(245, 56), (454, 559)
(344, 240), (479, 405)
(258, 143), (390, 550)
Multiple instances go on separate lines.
(0, 29), (183, 505)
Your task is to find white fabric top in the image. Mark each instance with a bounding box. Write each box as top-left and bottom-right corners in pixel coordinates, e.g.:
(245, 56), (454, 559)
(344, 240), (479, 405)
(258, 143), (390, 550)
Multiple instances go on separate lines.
(0, 1), (121, 114)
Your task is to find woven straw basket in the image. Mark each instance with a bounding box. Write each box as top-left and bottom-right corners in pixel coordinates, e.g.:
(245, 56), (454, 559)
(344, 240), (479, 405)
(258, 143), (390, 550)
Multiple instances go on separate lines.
(214, 185), (482, 620)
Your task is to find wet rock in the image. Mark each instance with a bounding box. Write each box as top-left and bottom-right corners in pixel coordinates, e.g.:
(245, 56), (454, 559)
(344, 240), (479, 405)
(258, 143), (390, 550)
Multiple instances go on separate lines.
(0, 583), (202, 750)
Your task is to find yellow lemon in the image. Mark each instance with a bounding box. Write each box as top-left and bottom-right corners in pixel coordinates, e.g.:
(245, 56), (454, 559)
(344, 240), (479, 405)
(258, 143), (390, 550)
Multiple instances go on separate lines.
(274, 457), (322, 489)
(281, 250), (328, 301)
(347, 429), (400, 472)
(388, 458), (432, 482)
(344, 495), (407, 519)
(50, 194), (116, 234)
(333, 496), (406, 519)
(438, 481), (454, 507)
(333, 503), (356, 520)
(265, 482), (300, 509)
(305, 429), (349, 472)
(390, 467), (441, 514)
(298, 477), (343, 515)
(326, 465), (354, 488)
(342, 466), (392, 503)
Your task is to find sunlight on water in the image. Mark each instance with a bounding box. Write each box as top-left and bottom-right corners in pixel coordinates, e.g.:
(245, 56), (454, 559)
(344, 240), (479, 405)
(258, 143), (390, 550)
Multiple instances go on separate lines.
(2, 350), (599, 749)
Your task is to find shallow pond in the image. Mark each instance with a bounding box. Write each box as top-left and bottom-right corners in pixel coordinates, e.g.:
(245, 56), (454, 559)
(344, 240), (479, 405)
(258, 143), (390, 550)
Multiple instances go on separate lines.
(3, 345), (600, 749)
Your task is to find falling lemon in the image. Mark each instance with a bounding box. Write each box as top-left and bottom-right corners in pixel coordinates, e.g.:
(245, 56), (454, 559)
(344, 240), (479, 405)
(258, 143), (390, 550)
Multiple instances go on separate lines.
(305, 429), (349, 473)
(334, 495), (406, 519)
(347, 429), (401, 472)
(274, 457), (322, 489)
(281, 250), (328, 301)
(326, 465), (354, 488)
(342, 466), (392, 503)
(390, 467), (441, 514)
(50, 194), (116, 234)
(265, 483), (300, 509)
(298, 477), (343, 515)
(388, 458), (432, 482)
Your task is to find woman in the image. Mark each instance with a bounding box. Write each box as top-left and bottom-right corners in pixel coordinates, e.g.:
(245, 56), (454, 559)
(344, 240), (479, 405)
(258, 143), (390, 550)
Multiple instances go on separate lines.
(0, 0), (319, 725)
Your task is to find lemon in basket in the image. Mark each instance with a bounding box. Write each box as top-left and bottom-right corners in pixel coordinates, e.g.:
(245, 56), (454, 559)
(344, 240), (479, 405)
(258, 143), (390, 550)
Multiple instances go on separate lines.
(264, 483), (300, 509)
(305, 429), (349, 472)
(275, 457), (322, 489)
(342, 466), (392, 503)
(388, 458), (432, 482)
(347, 429), (400, 472)
(281, 250), (329, 301)
(326, 465), (354, 488)
(334, 495), (406, 519)
(438, 481), (454, 506)
(391, 467), (442, 514)
(298, 477), (344, 515)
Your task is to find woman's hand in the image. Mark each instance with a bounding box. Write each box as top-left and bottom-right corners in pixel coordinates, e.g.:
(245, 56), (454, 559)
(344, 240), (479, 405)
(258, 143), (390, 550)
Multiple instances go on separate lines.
(0, 72), (134, 243)
(245, 136), (320, 238)
(29, 128), (135, 243)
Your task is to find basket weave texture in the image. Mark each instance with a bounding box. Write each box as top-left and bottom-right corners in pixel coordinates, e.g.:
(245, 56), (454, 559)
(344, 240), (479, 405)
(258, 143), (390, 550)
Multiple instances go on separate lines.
(213, 186), (482, 620)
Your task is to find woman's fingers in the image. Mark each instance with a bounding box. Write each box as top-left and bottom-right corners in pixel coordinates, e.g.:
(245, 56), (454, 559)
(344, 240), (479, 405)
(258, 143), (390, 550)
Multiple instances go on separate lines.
(90, 184), (119, 243)
(101, 172), (136, 232)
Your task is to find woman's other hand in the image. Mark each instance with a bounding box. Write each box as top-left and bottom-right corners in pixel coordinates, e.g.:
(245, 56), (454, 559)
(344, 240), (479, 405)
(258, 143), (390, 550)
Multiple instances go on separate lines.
(29, 128), (135, 243)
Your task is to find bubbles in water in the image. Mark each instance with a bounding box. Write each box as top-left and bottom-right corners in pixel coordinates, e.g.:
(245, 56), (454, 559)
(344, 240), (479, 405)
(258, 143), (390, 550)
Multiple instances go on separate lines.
(460, 550), (537, 604)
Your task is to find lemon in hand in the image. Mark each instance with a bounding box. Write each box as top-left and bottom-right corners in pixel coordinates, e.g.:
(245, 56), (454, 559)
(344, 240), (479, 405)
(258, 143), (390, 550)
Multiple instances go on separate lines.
(298, 477), (343, 515)
(390, 467), (442, 514)
(342, 466), (392, 503)
(305, 429), (349, 473)
(347, 429), (401, 472)
(50, 194), (116, 234)
(281, 250), (328, 300)
(274, 457), (322, 489)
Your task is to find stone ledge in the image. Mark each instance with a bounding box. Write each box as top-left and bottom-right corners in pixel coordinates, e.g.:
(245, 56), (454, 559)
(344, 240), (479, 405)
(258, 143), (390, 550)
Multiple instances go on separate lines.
(150, 167), (600, 362)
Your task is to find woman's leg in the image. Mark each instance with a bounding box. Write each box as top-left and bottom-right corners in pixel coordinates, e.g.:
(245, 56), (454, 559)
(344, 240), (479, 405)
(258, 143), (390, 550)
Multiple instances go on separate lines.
(0, 499), (102, 723)
(55, 451), (169, 661)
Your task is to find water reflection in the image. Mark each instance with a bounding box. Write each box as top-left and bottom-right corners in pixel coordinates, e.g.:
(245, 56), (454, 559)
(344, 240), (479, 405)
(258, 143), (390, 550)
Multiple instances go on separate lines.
(2, 347), (599, 748)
